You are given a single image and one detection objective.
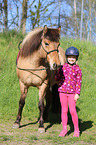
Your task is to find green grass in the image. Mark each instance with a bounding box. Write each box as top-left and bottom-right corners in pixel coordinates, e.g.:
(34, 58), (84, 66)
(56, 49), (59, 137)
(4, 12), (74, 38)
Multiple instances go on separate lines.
(0, 31), (96, 144)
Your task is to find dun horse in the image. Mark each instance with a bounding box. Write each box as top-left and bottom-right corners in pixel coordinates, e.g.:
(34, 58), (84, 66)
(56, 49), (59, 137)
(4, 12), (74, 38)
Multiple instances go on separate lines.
(13, 25), (65, 133)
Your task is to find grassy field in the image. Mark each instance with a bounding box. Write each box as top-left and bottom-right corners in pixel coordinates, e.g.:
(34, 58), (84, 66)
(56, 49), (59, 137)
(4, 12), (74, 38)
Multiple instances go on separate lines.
(0, 31), (96, 145)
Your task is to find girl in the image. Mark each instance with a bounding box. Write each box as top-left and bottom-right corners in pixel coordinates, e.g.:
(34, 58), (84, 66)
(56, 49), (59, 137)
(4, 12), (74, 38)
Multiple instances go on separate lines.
(55, 46), (82, 137)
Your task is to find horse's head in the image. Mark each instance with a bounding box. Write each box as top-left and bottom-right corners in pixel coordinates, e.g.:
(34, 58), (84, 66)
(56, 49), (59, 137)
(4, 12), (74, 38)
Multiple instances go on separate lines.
(41, 25), (61, 70)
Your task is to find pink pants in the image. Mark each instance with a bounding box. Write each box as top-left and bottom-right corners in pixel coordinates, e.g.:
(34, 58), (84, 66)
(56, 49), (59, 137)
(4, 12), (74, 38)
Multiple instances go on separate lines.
(59, 93), (79, 131)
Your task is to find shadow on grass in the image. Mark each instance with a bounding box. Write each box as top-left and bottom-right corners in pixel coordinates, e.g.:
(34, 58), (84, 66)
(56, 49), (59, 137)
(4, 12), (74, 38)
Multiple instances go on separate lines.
(45, 106), (93, 135)
(79, 119), (93, 134)
(45, 112), (61, 132)
(66, 107), (93, 135)
(18, 107), (93, 135)
(19, 120), (38, 128)
(67, 118), (93, 135)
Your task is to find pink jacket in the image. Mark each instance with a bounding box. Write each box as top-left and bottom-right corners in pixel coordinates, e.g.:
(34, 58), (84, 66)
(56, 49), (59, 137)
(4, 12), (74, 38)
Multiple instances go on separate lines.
(55, 63), (82, 95)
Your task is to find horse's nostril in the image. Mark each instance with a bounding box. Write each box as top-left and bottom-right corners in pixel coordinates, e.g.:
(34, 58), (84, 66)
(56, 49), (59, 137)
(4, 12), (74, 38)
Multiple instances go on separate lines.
(53, 63), (57, 69)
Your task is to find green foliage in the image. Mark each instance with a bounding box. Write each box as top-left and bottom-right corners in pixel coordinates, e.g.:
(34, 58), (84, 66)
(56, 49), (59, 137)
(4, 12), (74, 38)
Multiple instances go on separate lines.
(0, 31), (96, 144)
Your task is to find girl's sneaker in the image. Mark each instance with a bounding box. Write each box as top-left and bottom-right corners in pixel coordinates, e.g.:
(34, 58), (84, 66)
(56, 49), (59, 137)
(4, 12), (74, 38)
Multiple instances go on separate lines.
(73, 130), (80, 137)
(59, 130), (67, 137)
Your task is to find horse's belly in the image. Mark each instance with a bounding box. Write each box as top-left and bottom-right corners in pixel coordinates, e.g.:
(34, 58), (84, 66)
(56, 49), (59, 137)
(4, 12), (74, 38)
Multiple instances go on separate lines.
(17, 68), (47, 86)
(17, 57), (48, 86)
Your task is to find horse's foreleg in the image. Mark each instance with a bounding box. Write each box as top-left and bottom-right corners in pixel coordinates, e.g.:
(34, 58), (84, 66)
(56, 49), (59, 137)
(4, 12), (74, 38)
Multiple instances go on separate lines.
(44, 87), (52, 121)
(38, 103), (44, 127)
(15, 92), (26, 124)
(38, 81), (48, 133)
(13, 80), (28, 128)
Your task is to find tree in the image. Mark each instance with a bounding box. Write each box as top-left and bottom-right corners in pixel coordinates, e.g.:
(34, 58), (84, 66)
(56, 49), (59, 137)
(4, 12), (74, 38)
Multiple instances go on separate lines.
(3, 0), (8, 31)
(0, 1), (3, 31)
(21, 0), (28, 34)
(74, 0), (78, 38)
(29, 0), (55, 29)
(83, 0), (96, 41)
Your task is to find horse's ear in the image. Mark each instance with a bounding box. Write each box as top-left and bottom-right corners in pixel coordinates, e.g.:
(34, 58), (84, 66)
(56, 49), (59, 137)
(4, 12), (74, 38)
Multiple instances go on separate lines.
(43, 25), (47, 34)
(58, 26), (61, 33)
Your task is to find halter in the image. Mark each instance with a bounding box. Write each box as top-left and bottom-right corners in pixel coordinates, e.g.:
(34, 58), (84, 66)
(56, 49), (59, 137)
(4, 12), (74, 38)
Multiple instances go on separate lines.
(41, 41), (59, 59)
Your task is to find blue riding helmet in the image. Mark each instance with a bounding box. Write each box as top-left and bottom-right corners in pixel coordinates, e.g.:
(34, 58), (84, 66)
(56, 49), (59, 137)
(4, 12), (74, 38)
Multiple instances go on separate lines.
(65, 46), (79, 60)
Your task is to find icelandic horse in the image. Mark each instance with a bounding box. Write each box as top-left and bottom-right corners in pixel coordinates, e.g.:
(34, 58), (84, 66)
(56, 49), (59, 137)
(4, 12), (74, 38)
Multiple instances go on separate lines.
(13, 25), (65, 133)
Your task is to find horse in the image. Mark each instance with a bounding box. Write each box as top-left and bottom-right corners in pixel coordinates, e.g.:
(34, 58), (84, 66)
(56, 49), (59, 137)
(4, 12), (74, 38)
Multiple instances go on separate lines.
(13, 25), (65, 133)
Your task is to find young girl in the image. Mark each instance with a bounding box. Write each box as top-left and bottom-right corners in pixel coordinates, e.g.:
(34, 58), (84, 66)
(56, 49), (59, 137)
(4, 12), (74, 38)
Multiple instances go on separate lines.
(55, 46), (82, 137)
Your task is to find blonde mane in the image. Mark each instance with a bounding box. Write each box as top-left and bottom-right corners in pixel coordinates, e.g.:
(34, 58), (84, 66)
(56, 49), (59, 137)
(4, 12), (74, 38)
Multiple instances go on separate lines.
(22, 27), (43, 47)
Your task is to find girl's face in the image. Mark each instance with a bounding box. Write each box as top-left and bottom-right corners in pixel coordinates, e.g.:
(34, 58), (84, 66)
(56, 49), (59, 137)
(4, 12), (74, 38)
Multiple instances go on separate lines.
(67, 55), (77, 65)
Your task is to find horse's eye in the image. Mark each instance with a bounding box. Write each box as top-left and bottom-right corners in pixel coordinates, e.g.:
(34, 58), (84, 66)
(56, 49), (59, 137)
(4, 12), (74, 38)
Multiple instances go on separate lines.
(45, 42), (49, 46)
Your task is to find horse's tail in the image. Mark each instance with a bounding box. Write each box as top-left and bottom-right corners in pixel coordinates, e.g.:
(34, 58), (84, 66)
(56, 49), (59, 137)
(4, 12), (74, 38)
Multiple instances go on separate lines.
(16, 41), (22, 65)
(18, 40), (22, 50)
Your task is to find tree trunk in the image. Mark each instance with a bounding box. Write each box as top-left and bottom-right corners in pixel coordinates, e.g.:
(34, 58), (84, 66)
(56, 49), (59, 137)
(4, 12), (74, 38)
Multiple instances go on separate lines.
(21, 0), (28, 34)
(89, 0), (92, 41)
(93, 1), (96, 44)
(3, 0), (8, 31)
(86, 16), (89, 40)
(80, 0), (84, 40)
(74, 0), (77, 38)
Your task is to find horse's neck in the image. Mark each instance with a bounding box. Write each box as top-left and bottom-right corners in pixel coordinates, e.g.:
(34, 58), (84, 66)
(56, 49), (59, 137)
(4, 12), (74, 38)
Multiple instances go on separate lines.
(58, 46), (66, 65)
(29, 52), (41, 67)
(26, 48), (47, 68)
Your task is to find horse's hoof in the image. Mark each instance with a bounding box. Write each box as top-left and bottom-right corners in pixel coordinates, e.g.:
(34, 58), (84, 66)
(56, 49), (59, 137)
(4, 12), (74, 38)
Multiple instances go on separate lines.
(12, 123), (20, 129)
(38, 127), (45, 133)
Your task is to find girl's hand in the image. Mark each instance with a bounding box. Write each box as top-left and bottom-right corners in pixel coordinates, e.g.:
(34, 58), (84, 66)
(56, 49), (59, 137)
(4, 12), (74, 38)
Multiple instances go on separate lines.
(74, 94), (79, 102)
